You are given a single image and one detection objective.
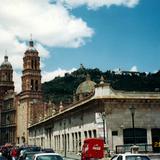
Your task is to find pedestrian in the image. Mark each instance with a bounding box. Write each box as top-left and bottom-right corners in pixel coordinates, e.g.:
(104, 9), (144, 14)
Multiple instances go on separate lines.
(18, 149), (25, 160)
(10, 146), (17, 160)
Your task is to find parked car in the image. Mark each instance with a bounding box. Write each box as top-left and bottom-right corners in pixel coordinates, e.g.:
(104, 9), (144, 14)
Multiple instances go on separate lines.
(23, 151), (41, 160)
(0, 156), (7, 160)
(110, 154), (118, 160)
(147, 153), (160, 160)
(19, 146), (41, 152)
(41, 148), (55, 153)
(33, 153), (63, 160)
(115, 153), (151, 160)
(0, 152), (7, 160)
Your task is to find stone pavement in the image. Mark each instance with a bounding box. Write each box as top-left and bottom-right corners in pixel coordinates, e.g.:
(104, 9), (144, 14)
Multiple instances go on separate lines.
(61, 152), (81, 160)
(61, 152), (111, 160)
(63, 153), (111, 160)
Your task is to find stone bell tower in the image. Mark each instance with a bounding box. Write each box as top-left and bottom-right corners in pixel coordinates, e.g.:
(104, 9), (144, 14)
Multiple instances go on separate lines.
(0, 55), (14, 99)
(21, 39), (42, 99)
(17, 38), (42, 145)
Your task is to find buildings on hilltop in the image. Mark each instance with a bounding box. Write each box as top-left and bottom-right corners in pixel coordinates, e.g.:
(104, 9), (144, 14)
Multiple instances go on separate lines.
(0, 40), (160, 155)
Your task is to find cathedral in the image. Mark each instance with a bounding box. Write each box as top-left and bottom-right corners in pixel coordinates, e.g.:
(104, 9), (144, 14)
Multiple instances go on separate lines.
(0, 55), (15, 144)
(0, 39), (160, 155)
(0, 39), (43, 145)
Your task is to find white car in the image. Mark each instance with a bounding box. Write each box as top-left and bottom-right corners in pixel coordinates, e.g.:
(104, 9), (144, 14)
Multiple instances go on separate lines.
(114, 153), (151, 160)
(33, 153), (64, 160)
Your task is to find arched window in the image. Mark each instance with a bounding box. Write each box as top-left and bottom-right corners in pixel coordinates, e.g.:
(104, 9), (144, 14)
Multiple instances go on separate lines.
(31, 60), (34, 69)
(31, 79), (34, 90)
(93, 130), (97, 138)
(35, 59), (37, 69)
(35, 80), (38, 91)
(123, 128), (147, 144)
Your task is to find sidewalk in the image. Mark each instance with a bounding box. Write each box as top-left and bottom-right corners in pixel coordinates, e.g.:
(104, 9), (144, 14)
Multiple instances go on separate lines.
(62, 152), (111, 160)
(61, 152), (81, 160)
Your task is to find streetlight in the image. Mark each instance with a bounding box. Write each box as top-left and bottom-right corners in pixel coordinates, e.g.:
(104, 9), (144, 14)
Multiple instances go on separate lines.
(101, 112), (106, 144)
(129, 106), (136, 144)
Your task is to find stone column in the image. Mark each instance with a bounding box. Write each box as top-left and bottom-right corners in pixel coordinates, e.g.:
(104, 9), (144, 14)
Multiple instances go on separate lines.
(147, 128), (152, 144)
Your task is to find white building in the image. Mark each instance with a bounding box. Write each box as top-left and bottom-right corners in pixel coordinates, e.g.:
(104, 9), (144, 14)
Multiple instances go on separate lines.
(28, 76), (160, 154)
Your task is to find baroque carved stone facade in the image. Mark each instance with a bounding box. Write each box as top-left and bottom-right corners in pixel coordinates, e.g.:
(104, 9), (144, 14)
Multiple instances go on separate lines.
(0, 39), (43, 145)
(16, 39), (42, 145)
(0, 56), (15, 144)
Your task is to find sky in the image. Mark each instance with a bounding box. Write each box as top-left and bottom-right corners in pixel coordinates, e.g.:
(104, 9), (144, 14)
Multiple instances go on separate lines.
(0, 0), (160, 92)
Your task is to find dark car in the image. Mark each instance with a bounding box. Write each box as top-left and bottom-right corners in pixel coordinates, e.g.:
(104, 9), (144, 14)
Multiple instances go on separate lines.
(22, 151), (41, 160)
(0, 155), (7, 160)
(41, 148), (55, 153)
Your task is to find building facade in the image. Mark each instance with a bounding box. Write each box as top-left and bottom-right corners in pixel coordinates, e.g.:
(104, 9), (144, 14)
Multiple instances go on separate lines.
(16, 39), (42, 145)
(0, 39), (43, 146)
(0, 56), (16, 145)
(28, 79), (160, 154)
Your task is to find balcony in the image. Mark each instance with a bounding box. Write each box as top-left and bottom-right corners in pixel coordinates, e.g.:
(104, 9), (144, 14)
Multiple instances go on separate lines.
(1, 107), (16, 112)
(0, 122), (16, 128)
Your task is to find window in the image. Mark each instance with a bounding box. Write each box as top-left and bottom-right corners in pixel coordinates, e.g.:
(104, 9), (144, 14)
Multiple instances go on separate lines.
(123, 128), (147, 144)
(88, 130), (92, 138)
(35, 80), (38, 91)
(112, 131), (118, 136)
(31, 79), (34, 90)
(35, 59), (37, 69)
(67, 134), (70, 151)
(31, 60), (34, 69)
(117, 155), (122, 160)
(126, 155), (150, 160)
(93, 130), (97, 137)
(84, 131), (87, 138)
(151, 128), (160, 153)
(72, 133), (74, 151)
(78, 132), (81, 149)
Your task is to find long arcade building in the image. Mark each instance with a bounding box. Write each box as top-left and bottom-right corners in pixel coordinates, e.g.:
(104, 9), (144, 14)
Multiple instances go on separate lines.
(28, 79), (160, 154)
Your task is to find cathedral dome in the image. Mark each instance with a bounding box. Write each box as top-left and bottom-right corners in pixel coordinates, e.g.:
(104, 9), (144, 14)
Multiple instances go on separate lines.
(76, 74), (96, 95)
(0, 55), (12, 69)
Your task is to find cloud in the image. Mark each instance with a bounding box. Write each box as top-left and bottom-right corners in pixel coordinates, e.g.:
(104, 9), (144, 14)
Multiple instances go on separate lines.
(0, 0), (93, 92)
(58, 0), (140, 9)
(0, 0), (93, 70)
(130, 65), (138, 72)
(42, 68), (76, 82)
(13, 71), (22, 93)
(0, 0), (140, 92)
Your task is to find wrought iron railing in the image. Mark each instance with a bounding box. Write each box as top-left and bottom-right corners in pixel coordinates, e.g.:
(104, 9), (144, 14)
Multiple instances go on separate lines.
(116, 144), (154, 154)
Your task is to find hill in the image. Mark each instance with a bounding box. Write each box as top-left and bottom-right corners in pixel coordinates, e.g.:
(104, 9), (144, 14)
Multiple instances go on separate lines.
(42, 67), (160, 105)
